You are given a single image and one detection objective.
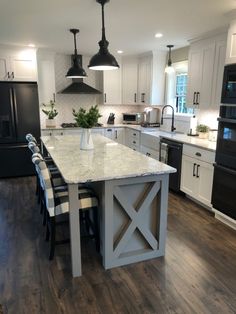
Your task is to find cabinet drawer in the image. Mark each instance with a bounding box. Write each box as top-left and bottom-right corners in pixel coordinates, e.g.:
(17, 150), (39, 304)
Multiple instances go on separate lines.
(183, 144), (215, 163)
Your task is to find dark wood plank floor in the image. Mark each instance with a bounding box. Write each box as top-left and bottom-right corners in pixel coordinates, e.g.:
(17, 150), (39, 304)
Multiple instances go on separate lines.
(0, 177), (236, 314)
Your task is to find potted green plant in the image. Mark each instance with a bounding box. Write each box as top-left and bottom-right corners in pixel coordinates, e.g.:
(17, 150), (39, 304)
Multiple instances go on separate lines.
(72, 105), (102, 150)
(196, 124), (209, 139)
(42, 100), (58, 128)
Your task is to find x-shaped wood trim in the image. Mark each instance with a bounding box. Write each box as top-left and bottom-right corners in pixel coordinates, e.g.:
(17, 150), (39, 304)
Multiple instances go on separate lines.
(113, 181), (161, 258)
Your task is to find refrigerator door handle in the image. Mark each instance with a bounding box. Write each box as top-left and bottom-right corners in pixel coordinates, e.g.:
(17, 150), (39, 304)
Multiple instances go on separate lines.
(9, 87), (17, 138)
(11, 88), (18, 138)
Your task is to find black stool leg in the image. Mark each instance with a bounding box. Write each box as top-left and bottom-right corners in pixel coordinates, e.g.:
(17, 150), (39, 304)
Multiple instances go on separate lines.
(49, 216), (56, 260)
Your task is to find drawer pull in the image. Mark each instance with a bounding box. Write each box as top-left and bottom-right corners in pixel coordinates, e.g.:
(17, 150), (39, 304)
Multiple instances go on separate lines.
(196, 164), (200, 178)
(133, 133), (136, 136)
(133, 141), (136, 144)
(193, 163), (196, 176)
(146, 152), (151, 156)
(195, 152), (201, 157)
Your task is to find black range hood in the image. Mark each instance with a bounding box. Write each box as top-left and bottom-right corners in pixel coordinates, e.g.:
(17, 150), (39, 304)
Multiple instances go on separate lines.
(59, 55), (101, 94)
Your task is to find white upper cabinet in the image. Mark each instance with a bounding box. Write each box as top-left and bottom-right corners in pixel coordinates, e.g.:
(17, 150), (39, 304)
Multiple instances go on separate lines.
(0, 47), (37, 81)
(225, 19), (236, 64)
(103, 56), (122, 105)
(122, 56), (139, 105)
(138, 55), (152, 105)
(187, 32), (227, 109)
(37, 50), (56, 105)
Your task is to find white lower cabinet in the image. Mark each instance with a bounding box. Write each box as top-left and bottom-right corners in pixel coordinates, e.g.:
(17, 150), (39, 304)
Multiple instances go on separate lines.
(125, 128), (140, 151)
(104, 127), (124, 144)
(140, 145), (159, 160)
(180, 144), (215, 208)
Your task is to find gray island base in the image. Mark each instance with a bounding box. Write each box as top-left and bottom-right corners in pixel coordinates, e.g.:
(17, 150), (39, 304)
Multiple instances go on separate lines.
(41, 134), (175, 277)
(94, 174), (169, 269)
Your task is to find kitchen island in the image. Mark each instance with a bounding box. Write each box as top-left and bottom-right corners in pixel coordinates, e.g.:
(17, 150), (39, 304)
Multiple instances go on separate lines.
(41, 134), (175, 277)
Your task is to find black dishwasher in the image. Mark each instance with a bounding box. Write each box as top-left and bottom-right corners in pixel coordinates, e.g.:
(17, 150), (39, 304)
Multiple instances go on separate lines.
(159, 138), (183, 192)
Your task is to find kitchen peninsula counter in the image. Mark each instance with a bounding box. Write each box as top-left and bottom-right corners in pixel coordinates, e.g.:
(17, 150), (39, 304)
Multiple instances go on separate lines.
(41, 134), (175, 277)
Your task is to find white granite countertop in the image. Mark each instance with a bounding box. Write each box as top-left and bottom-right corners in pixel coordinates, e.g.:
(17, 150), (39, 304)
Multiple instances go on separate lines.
(41, 134), (176, 184)
(142, 130), (217, 152)
(41, 124), (217, 152)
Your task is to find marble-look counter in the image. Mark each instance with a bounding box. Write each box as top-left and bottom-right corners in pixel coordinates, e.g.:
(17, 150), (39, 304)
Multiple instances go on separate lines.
(42, 134), (175, 184)
(41, 124), (217, 151)
(142, 130), (217, 152)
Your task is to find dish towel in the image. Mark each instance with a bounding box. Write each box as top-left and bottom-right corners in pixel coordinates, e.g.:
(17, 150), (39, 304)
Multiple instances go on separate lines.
(160, 143), (168, 164)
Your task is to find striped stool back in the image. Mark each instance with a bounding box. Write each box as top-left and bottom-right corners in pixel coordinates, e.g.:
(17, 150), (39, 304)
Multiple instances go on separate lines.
(28, 141), (40, 154)
(26, 133), (37, 143)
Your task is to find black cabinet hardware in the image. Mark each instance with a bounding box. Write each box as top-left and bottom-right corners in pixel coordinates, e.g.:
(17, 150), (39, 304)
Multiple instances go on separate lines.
(146, 152), (151, 156)
(196, 164), (200, 178)
(53, 93), (56, 102)
(141, 93), (145, 103)
(193, 92), (196, 105)
(134, 93), (137, 103)
(195, 152), (201, 157)
(7, 72), (10, 79)
(104, 93), (106, 103)
(115, 130), (117, 139)
(133, 141), (136, 144)
(11, 72), (14, 79)
(193, 163), (196, 176)
(196, 92), (200, 105)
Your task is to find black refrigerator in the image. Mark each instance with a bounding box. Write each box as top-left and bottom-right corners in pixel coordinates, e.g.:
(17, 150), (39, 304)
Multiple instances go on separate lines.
(0, 81), (40, 178)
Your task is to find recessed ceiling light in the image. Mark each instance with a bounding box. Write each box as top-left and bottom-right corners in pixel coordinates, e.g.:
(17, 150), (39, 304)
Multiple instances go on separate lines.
(28, 43), (35, 47)
(155, 33), (163, 38)
(117, 50), (123, 54)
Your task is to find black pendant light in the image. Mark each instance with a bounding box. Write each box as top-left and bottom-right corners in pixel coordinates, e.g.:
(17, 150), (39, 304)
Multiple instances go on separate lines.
(165, 45), (174, 74)
(66, 29), (87, 78)
(88, 0), (119, 71)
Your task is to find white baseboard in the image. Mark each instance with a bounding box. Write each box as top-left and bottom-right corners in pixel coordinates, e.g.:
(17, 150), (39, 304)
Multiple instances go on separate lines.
(213, 209), (236, 230)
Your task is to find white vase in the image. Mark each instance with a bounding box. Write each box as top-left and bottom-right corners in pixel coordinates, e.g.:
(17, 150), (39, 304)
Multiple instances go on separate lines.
(46, 119), (56, 128)
(80, 128), (94, 150)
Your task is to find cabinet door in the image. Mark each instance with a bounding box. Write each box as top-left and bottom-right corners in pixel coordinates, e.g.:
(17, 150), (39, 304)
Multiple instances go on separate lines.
(10, 54), (37, 81)
(138, 56), (151, 105)
(0, 54), (10, 80)
(103, 59), (122, 105)
(196, 160), (214, 207)
(186, 49), (202, 107)
(113, 128), (124, 144)
(104, 128), (114, 139)
(211, 39), (227, 109)
(37, 53), (56, 105)
(180, 155), (197, 197)
(199, 43), (215, 109)
(122, 57), (138, 104)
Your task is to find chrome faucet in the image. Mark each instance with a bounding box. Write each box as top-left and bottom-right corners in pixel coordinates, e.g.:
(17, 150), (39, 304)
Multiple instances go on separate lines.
(161, 105), (176, 132)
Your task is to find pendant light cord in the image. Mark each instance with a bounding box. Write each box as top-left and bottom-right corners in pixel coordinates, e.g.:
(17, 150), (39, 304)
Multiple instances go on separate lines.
(73, 32), (78, 56)
(101, 2), (106, 41)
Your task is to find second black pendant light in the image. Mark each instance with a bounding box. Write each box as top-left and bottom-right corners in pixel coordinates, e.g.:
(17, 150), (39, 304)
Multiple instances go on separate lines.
(66, 29), (87, 78)
(88, 0), (119, 71)
(165, 45), (175, 74)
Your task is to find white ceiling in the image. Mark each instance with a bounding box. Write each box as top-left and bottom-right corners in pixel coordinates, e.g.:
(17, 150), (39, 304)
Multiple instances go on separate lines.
(0, 0), (235, 55)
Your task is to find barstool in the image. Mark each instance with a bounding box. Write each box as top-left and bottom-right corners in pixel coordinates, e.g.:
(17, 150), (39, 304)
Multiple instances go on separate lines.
(32, 156), (100, 260)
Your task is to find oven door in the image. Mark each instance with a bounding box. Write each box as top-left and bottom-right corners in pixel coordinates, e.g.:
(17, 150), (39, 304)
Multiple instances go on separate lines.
(212, 164), (236, 220)
(216, 119), (236, 169)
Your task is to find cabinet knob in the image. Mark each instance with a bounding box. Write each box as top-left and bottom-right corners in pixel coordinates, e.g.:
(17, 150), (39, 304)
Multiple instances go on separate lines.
(133, 133), (136, 136)
(195, 152), (201, 157)
(133, 141), (136, 144)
